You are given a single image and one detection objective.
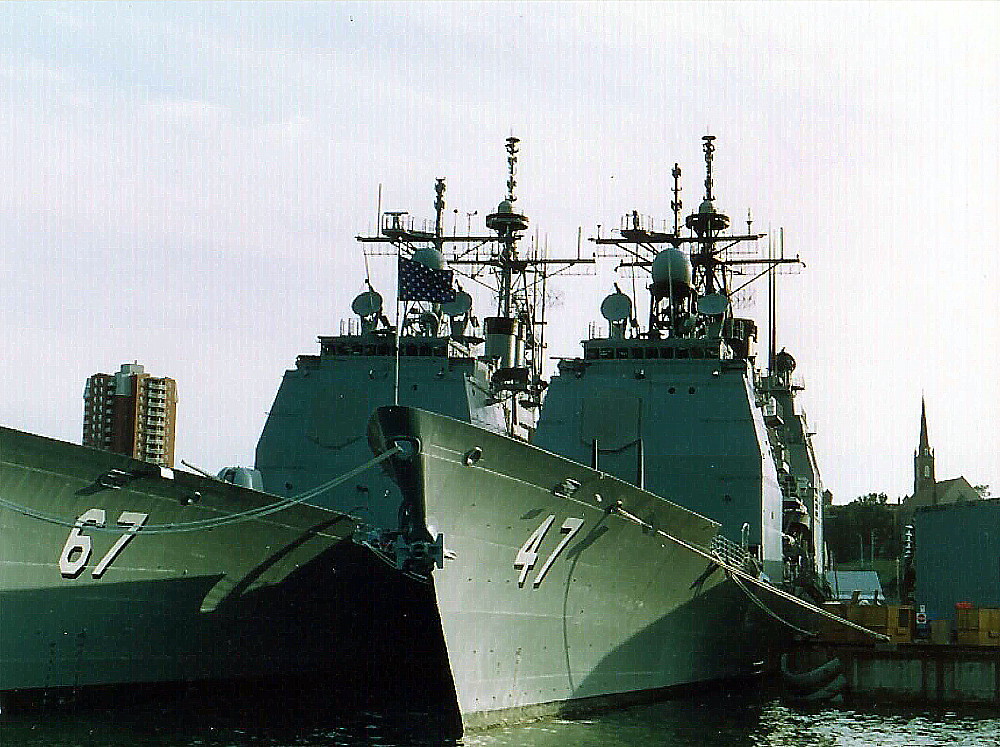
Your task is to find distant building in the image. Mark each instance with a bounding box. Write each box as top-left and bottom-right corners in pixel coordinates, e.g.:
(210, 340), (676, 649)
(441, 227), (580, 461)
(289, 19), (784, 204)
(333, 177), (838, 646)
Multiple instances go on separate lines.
(899, 398), (979, 521)
(826, 569), (884, 602)
(83, 363), (178, 467)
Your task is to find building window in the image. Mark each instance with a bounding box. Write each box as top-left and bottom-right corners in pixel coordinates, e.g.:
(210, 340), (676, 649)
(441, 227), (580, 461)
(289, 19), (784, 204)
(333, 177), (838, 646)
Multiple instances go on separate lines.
(923, 466), (930, 478)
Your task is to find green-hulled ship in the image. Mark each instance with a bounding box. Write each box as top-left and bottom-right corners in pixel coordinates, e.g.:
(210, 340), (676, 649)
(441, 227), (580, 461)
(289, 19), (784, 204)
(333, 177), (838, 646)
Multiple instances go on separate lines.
(0, 136), (831, 732)
(254, 136), (832, 728)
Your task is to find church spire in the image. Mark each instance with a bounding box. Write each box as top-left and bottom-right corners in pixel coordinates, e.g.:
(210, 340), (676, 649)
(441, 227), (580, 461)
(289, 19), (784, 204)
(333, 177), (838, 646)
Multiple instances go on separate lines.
(919, 397), (930, 454)
(914, 396), (936, 498)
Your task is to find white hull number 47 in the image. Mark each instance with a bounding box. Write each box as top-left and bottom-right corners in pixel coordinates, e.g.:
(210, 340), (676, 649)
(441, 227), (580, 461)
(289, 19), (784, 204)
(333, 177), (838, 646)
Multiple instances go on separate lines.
(515, 515), (584, 588)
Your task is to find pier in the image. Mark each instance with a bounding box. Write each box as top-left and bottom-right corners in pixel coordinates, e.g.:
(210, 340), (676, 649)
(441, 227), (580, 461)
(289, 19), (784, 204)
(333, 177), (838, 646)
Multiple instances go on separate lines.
(790, 602), (1000, 705)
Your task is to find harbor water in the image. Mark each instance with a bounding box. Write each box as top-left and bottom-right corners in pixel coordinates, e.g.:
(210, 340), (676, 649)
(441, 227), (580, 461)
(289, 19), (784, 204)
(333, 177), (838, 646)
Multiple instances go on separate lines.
(3, 687), (1000, 746)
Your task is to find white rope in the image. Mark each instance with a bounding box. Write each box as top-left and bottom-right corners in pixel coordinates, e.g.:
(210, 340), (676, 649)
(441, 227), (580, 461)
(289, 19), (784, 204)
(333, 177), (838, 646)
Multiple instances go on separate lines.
(0, 446), (401, 535)
(609, 503), (891, 642)
(728, 570), (817, 639)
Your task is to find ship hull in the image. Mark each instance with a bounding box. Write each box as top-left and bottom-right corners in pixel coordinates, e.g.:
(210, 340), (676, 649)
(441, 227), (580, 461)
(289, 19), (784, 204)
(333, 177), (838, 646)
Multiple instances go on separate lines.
(0, 425), (443, 702)
(368, 406), (777, 729)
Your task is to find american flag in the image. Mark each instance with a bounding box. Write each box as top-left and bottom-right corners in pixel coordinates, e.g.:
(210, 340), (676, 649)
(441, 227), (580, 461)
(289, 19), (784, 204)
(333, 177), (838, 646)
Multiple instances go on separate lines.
(398, 256), (457, 302)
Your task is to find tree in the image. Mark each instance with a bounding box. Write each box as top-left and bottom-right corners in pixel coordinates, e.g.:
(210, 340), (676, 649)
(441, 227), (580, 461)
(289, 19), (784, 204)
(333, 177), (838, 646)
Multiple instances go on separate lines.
(824, 493), (900, 564)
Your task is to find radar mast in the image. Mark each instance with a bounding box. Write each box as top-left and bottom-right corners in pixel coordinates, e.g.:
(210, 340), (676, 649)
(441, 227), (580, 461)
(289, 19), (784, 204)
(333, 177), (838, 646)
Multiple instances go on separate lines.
(593, 135), (802, 359)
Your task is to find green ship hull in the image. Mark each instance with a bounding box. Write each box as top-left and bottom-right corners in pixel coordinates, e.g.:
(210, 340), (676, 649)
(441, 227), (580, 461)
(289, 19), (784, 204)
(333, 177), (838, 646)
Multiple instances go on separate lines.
(0, 425), (378, 696)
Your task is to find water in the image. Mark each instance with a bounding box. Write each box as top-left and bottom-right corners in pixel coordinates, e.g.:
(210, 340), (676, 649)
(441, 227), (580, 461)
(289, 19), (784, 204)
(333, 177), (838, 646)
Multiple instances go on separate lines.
(4, 689), (1000, 747)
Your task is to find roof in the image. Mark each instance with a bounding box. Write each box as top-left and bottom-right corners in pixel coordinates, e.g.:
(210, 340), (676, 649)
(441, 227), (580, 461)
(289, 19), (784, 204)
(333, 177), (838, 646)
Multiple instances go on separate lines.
(825, 570), (884, 601)
(902, 475), (978, 513)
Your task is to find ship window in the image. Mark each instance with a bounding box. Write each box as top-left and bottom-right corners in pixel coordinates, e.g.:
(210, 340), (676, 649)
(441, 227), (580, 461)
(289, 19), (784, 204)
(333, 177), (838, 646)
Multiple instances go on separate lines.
(691, 348), (704, 359)
(689, 386), (696, 394)
(631, 348), (644, 359)
(646, 348), (659, 359)
(599, 348), (613, 359)
(585, 348), (599, 360)
(706, 347), (719, 359)
(668, 387), (676, 394)
(405, 345), (418, 356)
(364, 345), (376, 355)
(676, 349), (689, 359)
(663, 348), (674, 359)
(419, 345), (432, 356)
(616, 348), (628, 359)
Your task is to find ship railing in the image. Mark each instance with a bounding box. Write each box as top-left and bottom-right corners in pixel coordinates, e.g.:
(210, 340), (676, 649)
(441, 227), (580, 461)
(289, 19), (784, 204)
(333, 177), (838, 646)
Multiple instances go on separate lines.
(710, 533), (750, 569)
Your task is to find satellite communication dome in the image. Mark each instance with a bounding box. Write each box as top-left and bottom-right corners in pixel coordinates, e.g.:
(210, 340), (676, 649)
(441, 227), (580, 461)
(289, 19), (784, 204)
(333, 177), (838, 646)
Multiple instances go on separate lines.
(351, 290), (383, 318)
(600, 292), (632, 323)
(486, 198), (528, 233)
(775, 350), (797, 373)
(418, 311), (440, 331)
(411, 247), (448, 270)
(441, 291), (473, 317)
(651, 248), (693, 287)
(697, 293), (728, 316)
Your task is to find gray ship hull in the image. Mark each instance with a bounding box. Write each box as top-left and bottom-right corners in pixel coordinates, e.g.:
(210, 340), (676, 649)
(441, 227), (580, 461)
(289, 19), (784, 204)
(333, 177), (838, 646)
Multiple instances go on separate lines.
(0, 425), (395, 698)
(368, 405), (777, 728)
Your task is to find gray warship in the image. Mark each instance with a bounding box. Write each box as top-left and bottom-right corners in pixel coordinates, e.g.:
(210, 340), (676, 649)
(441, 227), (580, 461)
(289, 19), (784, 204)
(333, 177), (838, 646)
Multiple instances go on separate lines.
(0, 426), (403, 700)
(255, 136), (832, 728)
(0, 135), (832, 731)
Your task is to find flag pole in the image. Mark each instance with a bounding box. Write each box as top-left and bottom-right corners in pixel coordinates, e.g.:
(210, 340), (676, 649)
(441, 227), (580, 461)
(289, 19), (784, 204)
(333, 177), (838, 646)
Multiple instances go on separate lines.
(394, 251), (401, 406)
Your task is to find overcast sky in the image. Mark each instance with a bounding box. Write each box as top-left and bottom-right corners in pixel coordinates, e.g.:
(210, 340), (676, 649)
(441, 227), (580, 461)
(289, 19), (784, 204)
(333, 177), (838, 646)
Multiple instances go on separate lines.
(1, 2), (997, 503)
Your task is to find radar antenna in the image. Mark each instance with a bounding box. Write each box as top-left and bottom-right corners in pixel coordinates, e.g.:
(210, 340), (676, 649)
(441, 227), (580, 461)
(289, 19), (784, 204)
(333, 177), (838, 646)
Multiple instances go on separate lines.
(702, 134), (716, 202)
(671, 164), (682, 236)
(434, 178), (446, 241)
(505, 136), (519, 204)
(592, 135), (803, 354)
(356, 137), (595, 410)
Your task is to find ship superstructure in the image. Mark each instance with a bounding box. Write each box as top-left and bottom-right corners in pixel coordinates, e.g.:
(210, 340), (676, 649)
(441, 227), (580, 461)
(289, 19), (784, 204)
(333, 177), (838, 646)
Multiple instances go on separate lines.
(536, 136), (826, 593)
(256, 137), (592, 525)
(0, 135), (833, 731)
(346, 136), (833, 729)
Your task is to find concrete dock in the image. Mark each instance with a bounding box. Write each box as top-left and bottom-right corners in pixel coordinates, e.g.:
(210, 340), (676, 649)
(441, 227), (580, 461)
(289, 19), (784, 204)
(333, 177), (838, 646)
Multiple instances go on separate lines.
(795, 641), (1000, 705)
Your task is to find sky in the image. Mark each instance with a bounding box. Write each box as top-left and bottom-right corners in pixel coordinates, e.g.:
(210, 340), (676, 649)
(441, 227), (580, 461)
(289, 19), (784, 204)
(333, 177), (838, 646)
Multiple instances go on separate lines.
(0, 2), (997, 504)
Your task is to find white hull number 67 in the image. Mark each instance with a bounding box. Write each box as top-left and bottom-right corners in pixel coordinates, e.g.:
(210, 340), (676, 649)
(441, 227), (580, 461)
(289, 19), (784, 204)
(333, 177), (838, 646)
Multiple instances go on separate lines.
(59, 509), (149, 579)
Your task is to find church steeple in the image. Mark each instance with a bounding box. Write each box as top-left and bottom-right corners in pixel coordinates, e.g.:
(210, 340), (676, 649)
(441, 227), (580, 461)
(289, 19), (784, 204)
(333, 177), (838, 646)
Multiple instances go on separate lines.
(914, 397), (936, 498)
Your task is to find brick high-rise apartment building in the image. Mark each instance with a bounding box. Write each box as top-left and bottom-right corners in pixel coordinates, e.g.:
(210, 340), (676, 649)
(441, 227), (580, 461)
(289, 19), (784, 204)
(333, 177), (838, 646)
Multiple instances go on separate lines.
(82, 363), (178, 467)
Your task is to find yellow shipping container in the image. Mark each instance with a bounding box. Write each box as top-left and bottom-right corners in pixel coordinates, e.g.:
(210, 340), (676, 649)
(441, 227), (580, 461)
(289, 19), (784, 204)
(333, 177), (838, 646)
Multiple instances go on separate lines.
(956, 607), (1000, 633)
(930, 619), (950, 645)
(817, 604), (911, 644)
(956, 629), (1000, 646)
(887, 605), (913, 644)
(955, 607), (1000, 645)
